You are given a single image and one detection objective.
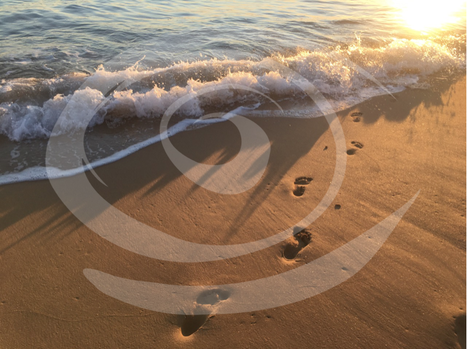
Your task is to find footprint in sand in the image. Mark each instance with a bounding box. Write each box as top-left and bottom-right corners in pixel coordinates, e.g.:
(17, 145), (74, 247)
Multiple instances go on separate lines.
(293, 186), (306, 196)
(351, 111), (362, 122)
(179, 289), (230, 336)
(293, 177), (313, 196)
(351, 141), (364, 149)
(347, 141), (364, 155)
(294, 176), (313, 185)
(283, 229), (312, 260)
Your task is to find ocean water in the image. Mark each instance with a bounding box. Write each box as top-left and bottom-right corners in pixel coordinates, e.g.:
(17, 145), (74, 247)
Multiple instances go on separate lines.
(0, 0), (465, 184)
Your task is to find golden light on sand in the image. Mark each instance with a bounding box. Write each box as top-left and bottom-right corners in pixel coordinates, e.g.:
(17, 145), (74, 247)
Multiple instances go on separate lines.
(390, 0), (466, 31)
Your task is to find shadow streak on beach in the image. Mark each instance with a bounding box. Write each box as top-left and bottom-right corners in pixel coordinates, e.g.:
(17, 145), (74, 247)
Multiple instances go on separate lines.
(0, 77), (461, 254)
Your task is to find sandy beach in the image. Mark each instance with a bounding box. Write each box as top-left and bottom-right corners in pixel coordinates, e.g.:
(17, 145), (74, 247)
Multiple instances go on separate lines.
(0, 76), (465, 348)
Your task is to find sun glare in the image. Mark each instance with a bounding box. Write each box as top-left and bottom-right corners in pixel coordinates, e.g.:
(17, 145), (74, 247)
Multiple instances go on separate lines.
(390, 0), (466, 31)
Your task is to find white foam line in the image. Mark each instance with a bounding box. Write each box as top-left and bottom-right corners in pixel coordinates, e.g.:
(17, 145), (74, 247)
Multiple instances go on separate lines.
(0, 117), (226, 186)
(0, 89), (403, 187)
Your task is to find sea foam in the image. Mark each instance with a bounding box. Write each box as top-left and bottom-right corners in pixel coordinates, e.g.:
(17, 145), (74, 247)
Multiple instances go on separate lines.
(0, 37), (464, 185)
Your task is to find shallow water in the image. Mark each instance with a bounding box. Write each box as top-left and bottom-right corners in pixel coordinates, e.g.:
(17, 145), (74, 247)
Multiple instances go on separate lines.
(0, 0), (465, 183)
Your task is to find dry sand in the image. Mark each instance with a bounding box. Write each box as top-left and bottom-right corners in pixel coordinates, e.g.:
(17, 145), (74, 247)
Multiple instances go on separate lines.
(0, 77), (465, 348)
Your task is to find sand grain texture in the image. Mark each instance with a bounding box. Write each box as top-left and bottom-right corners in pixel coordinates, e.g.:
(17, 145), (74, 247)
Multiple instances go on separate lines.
(0, 78), (465, 348)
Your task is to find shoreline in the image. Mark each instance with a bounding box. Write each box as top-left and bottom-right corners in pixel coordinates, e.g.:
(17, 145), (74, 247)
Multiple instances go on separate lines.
(0, 77), (465, 348)
(0, 75), (462, 187)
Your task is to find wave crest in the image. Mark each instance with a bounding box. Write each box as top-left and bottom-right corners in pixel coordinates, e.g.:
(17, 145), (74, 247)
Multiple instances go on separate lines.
(0, 37), (464, 141)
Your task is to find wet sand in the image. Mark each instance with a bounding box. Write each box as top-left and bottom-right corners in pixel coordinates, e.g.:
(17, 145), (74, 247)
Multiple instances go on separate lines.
(0, 77), (465, 348)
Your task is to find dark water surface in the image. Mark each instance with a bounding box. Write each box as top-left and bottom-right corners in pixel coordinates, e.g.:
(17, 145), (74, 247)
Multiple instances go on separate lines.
(0, 0), (465, 183)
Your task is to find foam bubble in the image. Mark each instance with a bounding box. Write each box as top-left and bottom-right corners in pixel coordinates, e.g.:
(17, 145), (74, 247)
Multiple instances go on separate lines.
(0, 37), (464, 184)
